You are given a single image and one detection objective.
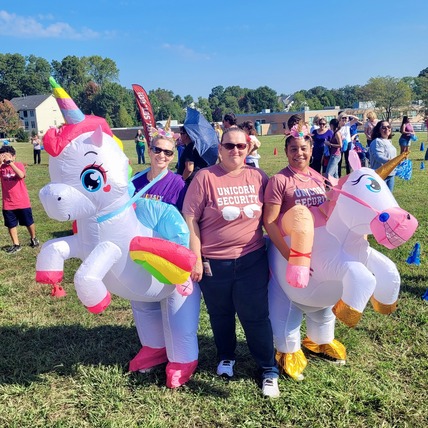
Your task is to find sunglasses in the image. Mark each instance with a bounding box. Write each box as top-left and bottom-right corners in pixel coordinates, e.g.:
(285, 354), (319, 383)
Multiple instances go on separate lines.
(221, 142), (248, 150)
(341, 117), (348, 121)
(151, 146), (174, 157)
(319, 122), (327, 125)
(381, 125), (391, 130)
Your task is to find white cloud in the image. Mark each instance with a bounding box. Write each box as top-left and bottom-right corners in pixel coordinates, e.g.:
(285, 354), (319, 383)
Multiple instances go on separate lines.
(161, 43), (211, 61)
(0, 10), (102, 40)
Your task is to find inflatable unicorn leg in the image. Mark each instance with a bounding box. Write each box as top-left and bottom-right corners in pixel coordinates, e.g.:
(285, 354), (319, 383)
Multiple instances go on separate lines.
(333, 262), (377, 327)
(74, 241), (122, 313)
(130, 284), (201, 388)
(300, 305), (346, 364)
(268, 275), (307, 380)
(367, 248), (400, 314)
(281, 205), (314, 289)
(163, 285), (201, 388)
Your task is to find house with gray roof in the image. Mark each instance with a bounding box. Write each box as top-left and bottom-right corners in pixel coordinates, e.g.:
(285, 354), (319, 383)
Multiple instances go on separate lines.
(10, 94), (65, 137)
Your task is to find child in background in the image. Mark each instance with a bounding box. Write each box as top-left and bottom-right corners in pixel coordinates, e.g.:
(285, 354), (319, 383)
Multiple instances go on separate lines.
(0, 145), (39, 253)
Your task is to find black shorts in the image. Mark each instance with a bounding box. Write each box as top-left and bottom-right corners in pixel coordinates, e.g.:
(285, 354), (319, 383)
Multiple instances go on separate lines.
(3, 208), (34, 228)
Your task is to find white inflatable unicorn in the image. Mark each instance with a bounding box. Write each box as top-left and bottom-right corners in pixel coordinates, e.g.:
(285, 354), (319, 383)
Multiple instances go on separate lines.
(268, 151), (418, 380)
(36, 77), (200, 388)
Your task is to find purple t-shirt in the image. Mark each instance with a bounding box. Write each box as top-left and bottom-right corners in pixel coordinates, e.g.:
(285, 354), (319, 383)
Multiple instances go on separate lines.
(132, 170), (187, 211)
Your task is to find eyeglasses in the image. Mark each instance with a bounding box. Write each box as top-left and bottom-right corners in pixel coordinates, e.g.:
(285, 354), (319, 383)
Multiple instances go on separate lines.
(381, 126), (391, 130)
(221, 142), (248, 150)
(151, 146), (174, 157)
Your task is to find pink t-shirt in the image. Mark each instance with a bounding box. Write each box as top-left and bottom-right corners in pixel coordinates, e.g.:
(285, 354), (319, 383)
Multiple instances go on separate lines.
(182, 164), (268, 259)
(0, 162), (31, 210)
(264, 166), (326, 215)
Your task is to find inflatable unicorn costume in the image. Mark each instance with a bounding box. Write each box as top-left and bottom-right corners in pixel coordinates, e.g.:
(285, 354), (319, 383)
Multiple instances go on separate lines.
(35, 78), (200, 388)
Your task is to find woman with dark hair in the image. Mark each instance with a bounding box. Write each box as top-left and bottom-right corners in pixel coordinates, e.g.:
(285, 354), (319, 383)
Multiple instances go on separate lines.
(324, 118), (343, 179)
(399, 116), (415, 154)
(311, 116), (333, 173)
(369, 120), (397, 191)
(223, 113), (237, 129)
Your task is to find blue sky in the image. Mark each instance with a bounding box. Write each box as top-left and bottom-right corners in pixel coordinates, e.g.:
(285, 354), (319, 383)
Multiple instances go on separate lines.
(1, 0), (428, 99)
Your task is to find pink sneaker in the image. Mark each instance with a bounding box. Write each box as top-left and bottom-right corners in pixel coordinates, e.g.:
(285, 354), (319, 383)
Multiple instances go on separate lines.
(166, 360), (198, 388)
(129, 346), (167, 372)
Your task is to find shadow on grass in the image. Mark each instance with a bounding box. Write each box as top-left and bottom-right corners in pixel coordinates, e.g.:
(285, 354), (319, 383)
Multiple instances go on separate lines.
(0, 324), (258, 397)
(400, 272), (428, 298)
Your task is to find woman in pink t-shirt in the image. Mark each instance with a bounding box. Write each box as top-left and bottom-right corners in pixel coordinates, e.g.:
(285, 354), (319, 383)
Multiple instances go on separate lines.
(182, 127), (280, 398)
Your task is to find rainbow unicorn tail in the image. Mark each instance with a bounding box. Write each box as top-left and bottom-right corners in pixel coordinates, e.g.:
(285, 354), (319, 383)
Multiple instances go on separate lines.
(129, 237), (197, 294)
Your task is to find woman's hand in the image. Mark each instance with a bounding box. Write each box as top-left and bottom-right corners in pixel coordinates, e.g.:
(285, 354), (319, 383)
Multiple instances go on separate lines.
(190, 259), (203, 282)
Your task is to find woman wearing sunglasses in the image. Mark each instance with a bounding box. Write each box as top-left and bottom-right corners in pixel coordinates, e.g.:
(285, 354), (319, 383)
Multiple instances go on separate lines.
(368, 121), (397, 191)
(182, 127), (280, 398)
(311, 116), (333, 173)
(132, 132), (187, 211)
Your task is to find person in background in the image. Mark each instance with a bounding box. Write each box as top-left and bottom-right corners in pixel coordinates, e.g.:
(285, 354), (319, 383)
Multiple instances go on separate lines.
(240, 120), (262, 168)
(369, 121), (397, 191)
(325, 118), (343, 179)
(176, 126), (209, 186)
(31, 135), (42, 164)
(311, 116), (332, 173)
(0, 145), (39, 253)
(364, 111), (378, 148)
(310, 115), (320, 134)
(337, 112), (360, 176)
(222, 112), (238, 130)
(399, 116), (415, 154)
(135, 129), (147, 164)
(182, 127), (280, 398)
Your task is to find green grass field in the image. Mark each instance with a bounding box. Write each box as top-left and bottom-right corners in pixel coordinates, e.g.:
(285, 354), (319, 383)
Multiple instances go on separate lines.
(0, 134), (427, 427)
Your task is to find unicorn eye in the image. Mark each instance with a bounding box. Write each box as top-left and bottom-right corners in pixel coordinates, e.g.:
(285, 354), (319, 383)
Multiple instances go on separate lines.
(365, 177), (381, 193)
(80, 164), (106, 192)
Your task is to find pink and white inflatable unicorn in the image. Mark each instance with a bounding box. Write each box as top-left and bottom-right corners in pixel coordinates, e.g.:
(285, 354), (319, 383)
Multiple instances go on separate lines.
(268, 151), (418, 380)
(35, 77), (200, 388)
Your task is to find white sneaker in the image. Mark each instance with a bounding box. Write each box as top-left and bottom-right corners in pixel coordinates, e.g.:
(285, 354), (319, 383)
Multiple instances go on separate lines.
(216, 360), (235, 378)
(262, 377), (280, 398)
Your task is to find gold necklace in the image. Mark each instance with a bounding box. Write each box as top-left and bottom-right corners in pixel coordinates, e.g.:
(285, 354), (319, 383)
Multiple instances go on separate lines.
(287, 165), (312, 182)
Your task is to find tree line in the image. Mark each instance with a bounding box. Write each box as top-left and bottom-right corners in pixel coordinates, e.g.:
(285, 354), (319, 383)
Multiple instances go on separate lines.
(1, 53), (427, 138)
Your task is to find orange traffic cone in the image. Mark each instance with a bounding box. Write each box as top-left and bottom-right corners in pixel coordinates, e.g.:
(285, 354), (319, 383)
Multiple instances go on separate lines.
(274, 147), (278, 155)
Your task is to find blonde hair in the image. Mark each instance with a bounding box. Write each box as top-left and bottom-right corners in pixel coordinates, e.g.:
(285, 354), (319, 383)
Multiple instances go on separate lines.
(366, 111), (377, 121)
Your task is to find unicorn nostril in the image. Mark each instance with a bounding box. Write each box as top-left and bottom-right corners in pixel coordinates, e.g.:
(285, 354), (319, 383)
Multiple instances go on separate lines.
(379, 212), (390, 222)
(57, 197), (62, 201)
(407, 214), (411, 220)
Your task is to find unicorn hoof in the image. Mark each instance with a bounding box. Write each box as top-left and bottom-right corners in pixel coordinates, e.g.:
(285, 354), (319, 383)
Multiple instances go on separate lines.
(51, 284), (66, 298)
(87, 292), (111, 314)
(175, 278), (193, 296)
(286, 265), (310, 288)
(166, 360), (198, 388)
(129, 346), (167, 372)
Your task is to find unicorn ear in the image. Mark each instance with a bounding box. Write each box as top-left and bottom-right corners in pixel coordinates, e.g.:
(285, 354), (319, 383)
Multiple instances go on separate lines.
(348, 149), (362, 171)
(90, 125), (104, 147)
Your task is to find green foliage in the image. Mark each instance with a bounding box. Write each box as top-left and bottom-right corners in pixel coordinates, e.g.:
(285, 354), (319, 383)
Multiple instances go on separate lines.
(362, 76), (412, 121)
(15, 128), (29, 141)
(0, 99), (20, 135)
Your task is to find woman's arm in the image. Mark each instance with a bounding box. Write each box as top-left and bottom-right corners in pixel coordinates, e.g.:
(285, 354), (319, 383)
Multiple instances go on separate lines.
(184, 214), (204, 282)
(263, 203), (290, 260)
(182, 161), (195, 181)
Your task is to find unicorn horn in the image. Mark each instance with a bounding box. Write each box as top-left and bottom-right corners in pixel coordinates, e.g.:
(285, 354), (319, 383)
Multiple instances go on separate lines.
(49, 76), (85, 124)
(165, 117), (171, 132)
(376, 151), (409, 179)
